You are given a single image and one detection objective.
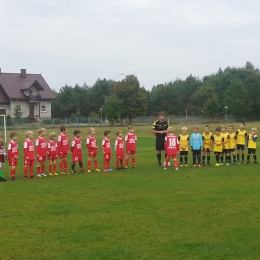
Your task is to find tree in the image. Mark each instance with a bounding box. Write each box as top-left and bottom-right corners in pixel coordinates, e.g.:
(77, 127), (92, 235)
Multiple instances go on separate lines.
(13, 105), (23, 119)
(225, 80), (251, 118)
(149, 83), (181, 115)
(110, 75), (148, 123)
(191, 83), (221, 118)
(103, 95), (123, 125)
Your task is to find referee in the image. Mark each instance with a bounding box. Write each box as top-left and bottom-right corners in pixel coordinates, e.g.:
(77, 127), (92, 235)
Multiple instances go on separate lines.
(152, 111), (168, 167)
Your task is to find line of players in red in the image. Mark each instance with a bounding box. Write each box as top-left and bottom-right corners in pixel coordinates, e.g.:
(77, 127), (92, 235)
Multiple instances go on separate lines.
(0, 125), (137, 181)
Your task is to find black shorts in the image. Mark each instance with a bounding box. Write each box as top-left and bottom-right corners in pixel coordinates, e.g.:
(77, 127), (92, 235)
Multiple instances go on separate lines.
(180, 151), (188, 156)
(214, 152), (222, 155)
(156, 137), (165, 151)
(237, 144), (245, 150)
(203, 148), (211, 153)
(248, 148), (256, 154)
(230, 148), (235, 153)
(223, 149), (230, 154)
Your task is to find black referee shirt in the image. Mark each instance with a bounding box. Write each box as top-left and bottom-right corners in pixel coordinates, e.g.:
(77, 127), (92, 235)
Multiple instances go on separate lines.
(153, 120), (168, 138)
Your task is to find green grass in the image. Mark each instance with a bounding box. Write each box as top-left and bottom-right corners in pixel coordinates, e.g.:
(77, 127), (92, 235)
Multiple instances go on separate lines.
(1, 124), (260, 260)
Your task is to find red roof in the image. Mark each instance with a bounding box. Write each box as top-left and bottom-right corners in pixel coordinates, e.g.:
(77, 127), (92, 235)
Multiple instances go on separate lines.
(0, 70), (56, 102)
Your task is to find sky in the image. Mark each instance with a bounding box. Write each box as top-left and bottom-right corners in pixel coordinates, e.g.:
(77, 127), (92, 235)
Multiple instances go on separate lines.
(1, 0), (260, 90)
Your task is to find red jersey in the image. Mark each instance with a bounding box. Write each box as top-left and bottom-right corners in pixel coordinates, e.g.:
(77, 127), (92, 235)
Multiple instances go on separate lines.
(86, 136), (97, 149)
(165, 134), (179, 155)
(24, 139), (35, 160)
(8, 141), (19, 159)
(115, 137), (124, 157)
(57, 133), (69, 154)
(102, 138), (111, 155)
(0, 142), (5, 164)
(125, 133), (137, 152)
(35, 136), (47, 157)
(47, 140), (58, 159)
(71, 137), (82, 156)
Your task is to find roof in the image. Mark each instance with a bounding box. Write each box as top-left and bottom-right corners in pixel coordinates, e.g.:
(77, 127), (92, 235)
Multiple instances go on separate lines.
(0, 71), (56, 101)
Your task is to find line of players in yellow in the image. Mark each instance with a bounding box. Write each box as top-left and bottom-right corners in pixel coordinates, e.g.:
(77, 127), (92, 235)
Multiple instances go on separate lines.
(178, 122), (257, 167)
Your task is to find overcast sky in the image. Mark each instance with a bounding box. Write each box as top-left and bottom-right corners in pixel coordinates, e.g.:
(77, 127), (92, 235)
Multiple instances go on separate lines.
(1, 0), (260, 90)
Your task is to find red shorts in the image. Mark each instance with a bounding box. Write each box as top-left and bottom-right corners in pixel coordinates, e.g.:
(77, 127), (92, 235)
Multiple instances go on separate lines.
(48, 154), (58, 161)
(166, 154), (177, 159)
(24, 159), (35, 166)
(126, 150), (136, 155)
(37, 156), (47, 163)
(88, 149), (97, 157)
(104, 154), (111, 160)
(9, 159), (18, 167)
(59, 153), (68, 159)
(72, 155), (82, 163)
(116, 153), (124, 159)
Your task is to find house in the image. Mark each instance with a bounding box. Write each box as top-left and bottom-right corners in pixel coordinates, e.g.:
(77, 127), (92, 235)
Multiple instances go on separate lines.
(0, 69), (56, 118)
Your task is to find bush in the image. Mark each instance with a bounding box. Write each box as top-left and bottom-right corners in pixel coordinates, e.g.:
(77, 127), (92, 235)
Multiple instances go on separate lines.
(54, 118), (62, 124)
(93, 117), (100, 124)
(42, 119), (52, 124)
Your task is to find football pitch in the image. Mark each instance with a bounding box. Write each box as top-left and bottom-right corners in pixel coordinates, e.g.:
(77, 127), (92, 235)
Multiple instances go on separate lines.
(1, 124), (260, 260)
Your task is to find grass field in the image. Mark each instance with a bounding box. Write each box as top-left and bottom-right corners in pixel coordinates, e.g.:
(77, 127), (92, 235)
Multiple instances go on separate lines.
(1, 123), (260, 260)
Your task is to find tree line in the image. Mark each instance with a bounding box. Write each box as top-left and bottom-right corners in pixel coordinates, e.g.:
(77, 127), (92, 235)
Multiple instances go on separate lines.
(52, 62), (260, 123)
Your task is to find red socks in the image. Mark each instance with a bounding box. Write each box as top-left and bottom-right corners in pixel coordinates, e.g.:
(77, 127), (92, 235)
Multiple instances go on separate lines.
(59, 162), (63, 172)
(94, 160), (98, 169)
(23, 167), (27, 177)
(132, 157), (136, 166)
(11, 169), (15, 178)
(30, 167), (34, 177)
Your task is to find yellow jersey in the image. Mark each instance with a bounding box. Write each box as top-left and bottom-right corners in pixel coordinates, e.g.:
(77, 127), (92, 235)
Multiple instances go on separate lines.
(236, 129), (247, 145)
(213, 134), (223, 152)
(247, 134), (257, 149)
(227, 132), (236, 149)
(202, 132), (213, 149)
(178, 134), (189, 151)
(221, 132), (230, 149)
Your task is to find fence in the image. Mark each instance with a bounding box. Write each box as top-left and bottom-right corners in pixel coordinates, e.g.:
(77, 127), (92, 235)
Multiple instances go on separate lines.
(1, 114), (260, 130)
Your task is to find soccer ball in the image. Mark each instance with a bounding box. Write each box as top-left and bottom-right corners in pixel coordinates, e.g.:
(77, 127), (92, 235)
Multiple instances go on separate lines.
(163, 161), (171, 167)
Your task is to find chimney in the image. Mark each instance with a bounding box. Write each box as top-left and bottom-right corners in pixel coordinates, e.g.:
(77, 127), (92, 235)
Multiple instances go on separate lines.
(21, 69), (26, 78)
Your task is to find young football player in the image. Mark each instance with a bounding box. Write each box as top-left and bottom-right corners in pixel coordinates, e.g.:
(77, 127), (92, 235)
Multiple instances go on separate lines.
(71, 130), (83, 173)
(86, 127), (100, 173)
(35, 128), (47, 177)
(221, 126), (230, 165)
(125, 125), (137, 168)
(47, 132), (59, 176)
(178, 127), (189, 167)
(202, 125), (213, 166)
(23, 131), (35, 179)
(246, 128), (258, 164)
(57, 125), (69, 174)
(164, 127), (179, 171)
(0, 134), (7, 181)
(7, 132), (19, 181)
(236, 122), (247, 164)
(227, 125), (237, 164)
(115, 130), (125, 170)
(212, 127), (224, 167)
(190, 125), (203, 167)
(102, 130), (112, 172)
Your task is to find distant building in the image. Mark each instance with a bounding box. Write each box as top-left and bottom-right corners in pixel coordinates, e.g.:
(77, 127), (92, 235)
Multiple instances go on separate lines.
(0, 68), (56, 118)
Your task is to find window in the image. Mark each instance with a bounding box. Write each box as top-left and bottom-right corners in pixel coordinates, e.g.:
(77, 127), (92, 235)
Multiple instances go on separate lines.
(41, 105), (46, 112)
(16, 104), (22, 112)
